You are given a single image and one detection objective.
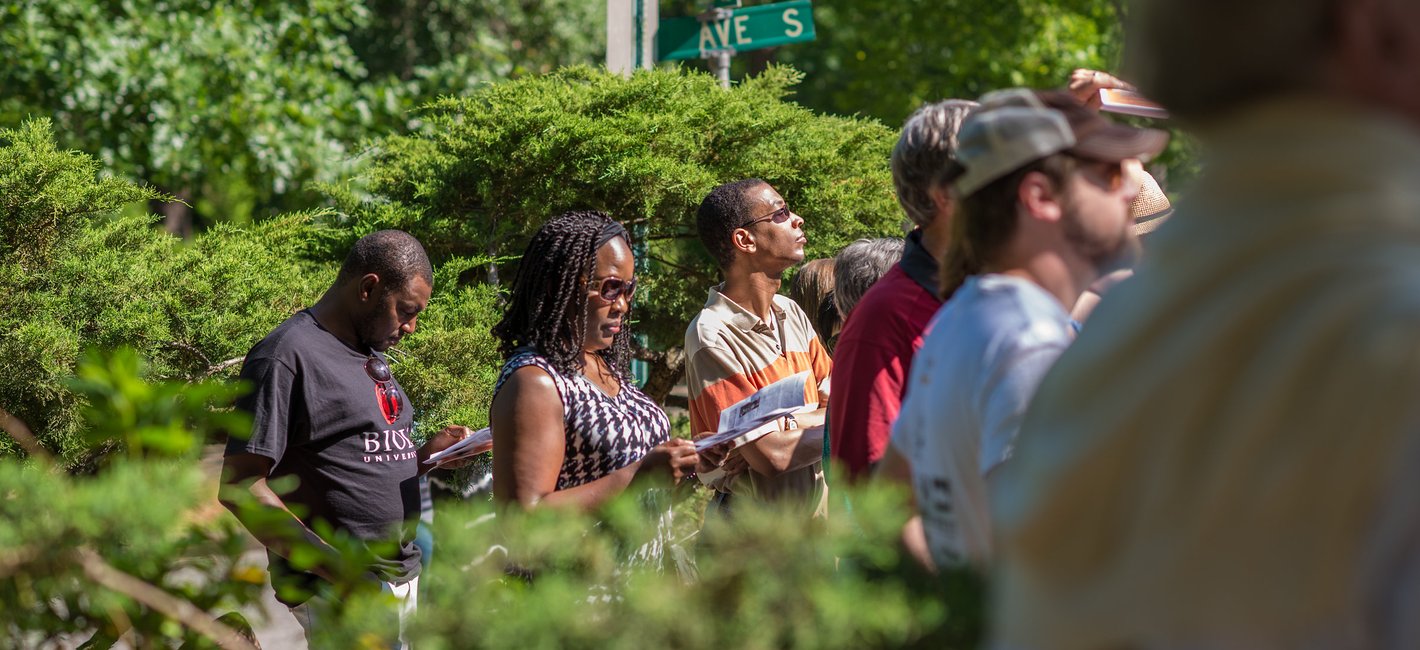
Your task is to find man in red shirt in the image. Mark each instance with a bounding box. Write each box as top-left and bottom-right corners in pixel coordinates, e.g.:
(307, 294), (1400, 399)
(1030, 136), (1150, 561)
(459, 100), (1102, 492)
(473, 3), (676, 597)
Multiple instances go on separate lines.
(828, 99), (977, 480)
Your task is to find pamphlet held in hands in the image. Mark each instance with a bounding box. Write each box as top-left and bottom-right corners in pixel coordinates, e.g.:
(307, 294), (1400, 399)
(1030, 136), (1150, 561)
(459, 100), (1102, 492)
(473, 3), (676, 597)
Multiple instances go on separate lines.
(693, 371), (810, 452)
(422, 427), (494, 467)
(1098, 88), (1170, 119)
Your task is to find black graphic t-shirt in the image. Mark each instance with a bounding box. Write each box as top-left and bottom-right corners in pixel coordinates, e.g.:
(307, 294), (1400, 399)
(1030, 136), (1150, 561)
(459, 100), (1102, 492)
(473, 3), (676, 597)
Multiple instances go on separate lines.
(227, 310), (422, 592)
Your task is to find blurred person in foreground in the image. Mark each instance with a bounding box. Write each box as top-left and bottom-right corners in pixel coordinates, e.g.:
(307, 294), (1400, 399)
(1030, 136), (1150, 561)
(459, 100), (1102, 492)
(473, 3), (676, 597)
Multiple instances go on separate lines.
(221, 230), (474, 649)
(490, 210), (698, 568)
(830, 99), (977, 482)
(991, 0), (1420, 647)
(886, 89), (1164, 570)
(686, 179), (833, 518)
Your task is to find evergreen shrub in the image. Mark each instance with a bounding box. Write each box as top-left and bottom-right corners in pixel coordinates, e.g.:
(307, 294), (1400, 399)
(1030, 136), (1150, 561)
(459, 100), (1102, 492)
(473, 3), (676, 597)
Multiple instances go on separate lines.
(339, 65), (903, 398)
(1, 119), (508, 468)
(0, 120), (330, 463)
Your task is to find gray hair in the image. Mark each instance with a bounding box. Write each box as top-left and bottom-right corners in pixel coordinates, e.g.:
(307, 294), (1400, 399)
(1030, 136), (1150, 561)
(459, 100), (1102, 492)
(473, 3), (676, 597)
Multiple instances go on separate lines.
(1126, 0), (1337, 122)
(833, 238), (905, 319)
(891, 99), (979, 227)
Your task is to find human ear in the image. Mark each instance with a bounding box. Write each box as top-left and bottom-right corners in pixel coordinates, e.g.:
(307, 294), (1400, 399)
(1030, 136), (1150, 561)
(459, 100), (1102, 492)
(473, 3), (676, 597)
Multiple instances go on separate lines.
(732, 227), (758, 255)
(928, 185), (957, 223)
(359, 273), (381, 302)
(1018, 172), (1063, 223)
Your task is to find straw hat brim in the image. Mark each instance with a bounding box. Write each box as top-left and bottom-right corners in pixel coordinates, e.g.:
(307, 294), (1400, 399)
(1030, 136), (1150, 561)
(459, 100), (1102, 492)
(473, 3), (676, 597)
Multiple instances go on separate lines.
(1130, 170), (1172, 236)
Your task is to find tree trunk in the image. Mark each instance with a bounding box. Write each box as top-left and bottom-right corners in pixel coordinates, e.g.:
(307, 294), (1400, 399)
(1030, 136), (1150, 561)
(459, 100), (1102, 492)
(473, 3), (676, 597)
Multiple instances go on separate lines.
(159, 188), (194, 239)
(747, 48), (777, 77)
(485, 237), (501, 285)
(634, 344), (684, 406)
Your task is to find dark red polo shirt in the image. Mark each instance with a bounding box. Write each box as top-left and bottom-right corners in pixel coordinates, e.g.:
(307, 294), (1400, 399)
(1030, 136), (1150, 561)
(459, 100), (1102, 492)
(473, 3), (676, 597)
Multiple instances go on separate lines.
(829, 231), (943, 479)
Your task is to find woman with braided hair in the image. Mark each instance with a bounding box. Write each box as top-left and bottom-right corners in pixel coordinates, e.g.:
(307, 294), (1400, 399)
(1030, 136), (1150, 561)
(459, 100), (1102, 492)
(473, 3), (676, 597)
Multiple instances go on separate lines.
(490, 210), (699, 515)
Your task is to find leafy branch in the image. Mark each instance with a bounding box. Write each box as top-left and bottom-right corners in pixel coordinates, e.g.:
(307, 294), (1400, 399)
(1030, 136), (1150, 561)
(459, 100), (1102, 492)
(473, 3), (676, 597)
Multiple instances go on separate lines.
(75, 547), (258, 650)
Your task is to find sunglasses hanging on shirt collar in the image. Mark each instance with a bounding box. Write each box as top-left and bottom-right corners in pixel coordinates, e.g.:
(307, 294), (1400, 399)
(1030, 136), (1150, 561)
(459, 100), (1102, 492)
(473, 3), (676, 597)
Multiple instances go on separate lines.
(365, 355), (403, 425)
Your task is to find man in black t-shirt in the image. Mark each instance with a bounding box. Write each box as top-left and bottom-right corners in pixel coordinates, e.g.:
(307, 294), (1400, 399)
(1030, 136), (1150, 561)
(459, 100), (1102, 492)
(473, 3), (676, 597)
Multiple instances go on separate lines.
(221, 230), (470, 648)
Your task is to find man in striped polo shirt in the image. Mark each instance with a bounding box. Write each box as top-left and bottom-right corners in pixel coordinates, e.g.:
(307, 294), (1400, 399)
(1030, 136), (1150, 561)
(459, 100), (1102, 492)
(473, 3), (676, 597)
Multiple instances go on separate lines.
(685, 178), (833, 518)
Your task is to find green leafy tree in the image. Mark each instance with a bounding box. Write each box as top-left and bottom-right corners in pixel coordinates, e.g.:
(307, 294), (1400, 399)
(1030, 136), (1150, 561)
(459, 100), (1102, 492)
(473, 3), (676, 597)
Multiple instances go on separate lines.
(0, 0), (605, 233)
(770, 0), (1123, 126)
(339, 65), (902, 401)
(352, 0), (604, 86)
(5, 368), (982, 648)
(1, 0), (384, 233)
(758, 0), (1199, 189)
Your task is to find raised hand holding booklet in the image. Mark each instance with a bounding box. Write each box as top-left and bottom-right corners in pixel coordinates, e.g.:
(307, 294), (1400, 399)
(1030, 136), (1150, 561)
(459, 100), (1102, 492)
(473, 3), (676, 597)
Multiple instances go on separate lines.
(1098, 88), (1170, 119)
(693, 371), (810, 452)
(422, 427), (494, 467)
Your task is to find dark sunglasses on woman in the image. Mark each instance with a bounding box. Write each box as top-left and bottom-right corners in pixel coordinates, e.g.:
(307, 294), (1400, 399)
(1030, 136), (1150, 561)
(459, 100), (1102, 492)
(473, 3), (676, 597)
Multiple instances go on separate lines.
(588, 276), (636, 302)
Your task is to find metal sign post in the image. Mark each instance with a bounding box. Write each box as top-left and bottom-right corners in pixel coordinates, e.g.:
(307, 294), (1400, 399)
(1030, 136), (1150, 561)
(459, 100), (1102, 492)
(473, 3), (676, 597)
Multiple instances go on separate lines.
(699, 5), (737, 88)
(607, 0), (658, 75)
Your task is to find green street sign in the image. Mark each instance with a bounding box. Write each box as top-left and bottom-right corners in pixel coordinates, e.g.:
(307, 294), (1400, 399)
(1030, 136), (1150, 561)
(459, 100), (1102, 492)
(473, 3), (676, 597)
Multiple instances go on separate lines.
(657, 0), (816, 62)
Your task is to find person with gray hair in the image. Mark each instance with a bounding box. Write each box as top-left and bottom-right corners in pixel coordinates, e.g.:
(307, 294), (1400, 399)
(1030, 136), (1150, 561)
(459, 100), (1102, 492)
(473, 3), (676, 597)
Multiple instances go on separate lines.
(888, 88), (1160, 571)
(990, 0), (1420, 648)
(828, 99), (976, 481)
(832, 237), (905, 319)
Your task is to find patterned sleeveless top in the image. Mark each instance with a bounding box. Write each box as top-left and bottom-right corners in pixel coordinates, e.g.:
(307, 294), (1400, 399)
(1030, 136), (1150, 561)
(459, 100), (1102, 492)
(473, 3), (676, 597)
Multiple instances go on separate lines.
(494, 348), (671, 490)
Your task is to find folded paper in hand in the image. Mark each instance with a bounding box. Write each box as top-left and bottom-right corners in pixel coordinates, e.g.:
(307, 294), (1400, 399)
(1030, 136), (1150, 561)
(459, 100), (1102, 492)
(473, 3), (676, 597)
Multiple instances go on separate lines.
(693, 371), (809, 452)
(1098, 88), (1170, 119)
(422, 427), (494, 466)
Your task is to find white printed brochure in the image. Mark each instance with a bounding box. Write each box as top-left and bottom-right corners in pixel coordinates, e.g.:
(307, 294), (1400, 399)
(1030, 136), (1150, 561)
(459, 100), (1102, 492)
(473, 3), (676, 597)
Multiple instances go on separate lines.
(422, 426), (494, 467)
(693, 371), (809, 452)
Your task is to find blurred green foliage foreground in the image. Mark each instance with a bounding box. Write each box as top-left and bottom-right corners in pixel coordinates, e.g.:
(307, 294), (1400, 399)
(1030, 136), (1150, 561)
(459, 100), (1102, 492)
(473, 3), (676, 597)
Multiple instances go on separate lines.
(0, 346), (983, 648)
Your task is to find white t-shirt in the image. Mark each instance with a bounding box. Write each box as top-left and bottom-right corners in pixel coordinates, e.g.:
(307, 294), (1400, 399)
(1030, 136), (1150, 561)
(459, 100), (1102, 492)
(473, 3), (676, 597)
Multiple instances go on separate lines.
(890, 273), (1073, 568)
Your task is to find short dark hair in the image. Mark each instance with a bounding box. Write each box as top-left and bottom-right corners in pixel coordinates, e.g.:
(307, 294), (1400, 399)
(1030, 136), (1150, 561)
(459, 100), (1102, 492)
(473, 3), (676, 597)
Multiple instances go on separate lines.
(939, 154), (1076, 300)
(491, 210), (632, 379)
(697, 178), (769, 269)
(337, 230), (433, 291)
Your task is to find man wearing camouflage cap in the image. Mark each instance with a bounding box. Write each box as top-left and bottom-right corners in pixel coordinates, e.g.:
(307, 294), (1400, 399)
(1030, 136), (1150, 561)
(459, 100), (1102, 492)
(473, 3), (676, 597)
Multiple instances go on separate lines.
(885, 88), (1165, 569)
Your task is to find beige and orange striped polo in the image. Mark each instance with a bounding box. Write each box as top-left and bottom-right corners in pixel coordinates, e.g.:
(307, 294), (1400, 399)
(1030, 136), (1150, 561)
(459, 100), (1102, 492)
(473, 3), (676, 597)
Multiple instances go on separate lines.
(684, 285), (832, 513)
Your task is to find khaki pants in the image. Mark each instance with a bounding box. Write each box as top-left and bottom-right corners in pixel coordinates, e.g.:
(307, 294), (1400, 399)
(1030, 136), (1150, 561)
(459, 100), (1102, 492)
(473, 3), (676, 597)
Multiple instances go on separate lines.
(290, 576), (419, 650)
